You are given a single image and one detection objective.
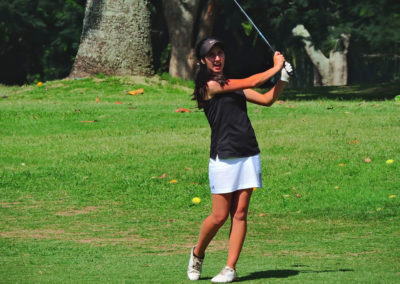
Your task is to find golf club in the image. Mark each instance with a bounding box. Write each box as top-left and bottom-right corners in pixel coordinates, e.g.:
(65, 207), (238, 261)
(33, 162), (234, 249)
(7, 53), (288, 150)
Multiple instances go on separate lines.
(233, 0), (294, 77)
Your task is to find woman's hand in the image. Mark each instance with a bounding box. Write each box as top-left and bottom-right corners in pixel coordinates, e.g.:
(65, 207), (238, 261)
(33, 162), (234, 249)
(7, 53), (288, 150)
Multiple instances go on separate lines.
(273, 51), (285, 71)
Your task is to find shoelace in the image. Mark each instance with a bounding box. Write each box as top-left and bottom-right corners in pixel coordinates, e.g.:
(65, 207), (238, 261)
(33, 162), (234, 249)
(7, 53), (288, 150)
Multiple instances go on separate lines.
(220, 267), (234, 275)
(190, 256), (203, 271)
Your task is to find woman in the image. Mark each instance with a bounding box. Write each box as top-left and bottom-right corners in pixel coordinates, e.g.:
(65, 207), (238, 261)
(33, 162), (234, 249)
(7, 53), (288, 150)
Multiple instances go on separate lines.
(188, 37), (292, 283)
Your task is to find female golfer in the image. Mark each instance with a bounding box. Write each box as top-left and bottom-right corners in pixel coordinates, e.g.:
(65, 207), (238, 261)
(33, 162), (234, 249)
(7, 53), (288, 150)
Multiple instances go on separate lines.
(187, 37), (292, 283)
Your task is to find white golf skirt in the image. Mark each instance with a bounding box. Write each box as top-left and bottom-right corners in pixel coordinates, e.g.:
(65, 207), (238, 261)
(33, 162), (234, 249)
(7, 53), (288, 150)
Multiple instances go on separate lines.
(209, 153), (262, 194)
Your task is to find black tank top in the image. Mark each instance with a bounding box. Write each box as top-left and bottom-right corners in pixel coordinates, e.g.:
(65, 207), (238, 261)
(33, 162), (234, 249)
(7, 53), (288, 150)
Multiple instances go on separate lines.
(203, 90), (260, 159)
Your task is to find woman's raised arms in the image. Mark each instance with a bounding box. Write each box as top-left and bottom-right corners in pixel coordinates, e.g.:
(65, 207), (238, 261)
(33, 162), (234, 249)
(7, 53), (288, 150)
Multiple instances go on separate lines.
(206, 52), (285, 99)
(244, 80), (287, 107)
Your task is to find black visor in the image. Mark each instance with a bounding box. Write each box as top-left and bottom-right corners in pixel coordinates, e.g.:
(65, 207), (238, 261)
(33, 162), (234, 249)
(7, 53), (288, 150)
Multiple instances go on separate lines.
(196, 38), (224, 60)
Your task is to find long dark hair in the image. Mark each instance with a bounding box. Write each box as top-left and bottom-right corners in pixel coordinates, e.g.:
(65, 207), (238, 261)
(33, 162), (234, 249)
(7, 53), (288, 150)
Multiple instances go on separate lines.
(192, 40), (228, 109)
(192, 64), (227, 109)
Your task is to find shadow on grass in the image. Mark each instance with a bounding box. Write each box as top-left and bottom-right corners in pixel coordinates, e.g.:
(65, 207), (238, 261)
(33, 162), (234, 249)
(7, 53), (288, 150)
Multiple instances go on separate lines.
(280, 81), (400, 101)
(236, 267), (354, 282)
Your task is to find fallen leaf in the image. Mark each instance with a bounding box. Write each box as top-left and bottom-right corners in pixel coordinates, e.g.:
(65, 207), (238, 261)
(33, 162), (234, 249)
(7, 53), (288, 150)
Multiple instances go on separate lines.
(115, 101), (123, 104)
(339, 163), (345, 166)
(81, 120), (97, 123)
(334, 186), (339, 190)
(253, 187), (257, 191)
(129, 106), (137, 110)
(295, 193), (301, 198)
(75, 109), (81, 113)
(386, 159), (394, 164)
(286, 105), (296, 108)
(37, 82), (43, 86)
(276, 100), (286, 104)
(127, 88), (144, 95)
(258, 213), (267, 217)
(349, 141), (360, 144)
(95, 96), (100, 103)
(152, 173), (166, 179)
(389, 195), (396, 199)
(364, 158), (372, 163)
(185, 167), (192, 171)
(301, 118), (306, 122)
(175, 108), (190, 113)
(169, 179), (178, 184)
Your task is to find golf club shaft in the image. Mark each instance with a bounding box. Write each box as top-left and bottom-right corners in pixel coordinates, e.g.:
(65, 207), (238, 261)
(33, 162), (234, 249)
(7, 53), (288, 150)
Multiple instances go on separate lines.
(233, 0), (294, 77)
(233, 0), (275, 53)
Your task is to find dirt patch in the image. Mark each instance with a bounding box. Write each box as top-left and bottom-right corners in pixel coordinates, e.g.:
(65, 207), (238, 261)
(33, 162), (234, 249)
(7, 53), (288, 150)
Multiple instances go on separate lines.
(0, 202), (20, 208)
(0, 228), (145, 247)
(76, 234), (142, 246)
(145, 239), (230, 256)
(56, 206), (99, 216)
(347, 251), (378, 257)
(278, 250), (321, 257)
(0, 229), (65, 239)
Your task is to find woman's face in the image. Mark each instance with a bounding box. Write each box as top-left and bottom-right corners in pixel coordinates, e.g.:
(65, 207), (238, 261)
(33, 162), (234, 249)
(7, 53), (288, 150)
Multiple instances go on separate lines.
(202, 45), (225, 73)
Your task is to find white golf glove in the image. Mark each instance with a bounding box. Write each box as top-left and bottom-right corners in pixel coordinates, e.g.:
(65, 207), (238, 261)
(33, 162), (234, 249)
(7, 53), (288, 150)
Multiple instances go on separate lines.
(280, 62), (293, 82)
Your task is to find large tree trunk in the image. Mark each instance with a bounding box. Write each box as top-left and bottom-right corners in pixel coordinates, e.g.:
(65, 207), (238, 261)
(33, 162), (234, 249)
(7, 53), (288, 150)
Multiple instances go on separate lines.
(292, 24), (350, 86)
(69, 0), (153, 78)
(162, 0), (217, 80)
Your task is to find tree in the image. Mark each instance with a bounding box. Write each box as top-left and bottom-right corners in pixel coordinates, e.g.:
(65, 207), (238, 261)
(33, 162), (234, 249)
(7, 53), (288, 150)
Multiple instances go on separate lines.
(0, 0), (85, 85)
(69, 0), (153, 78)
(161, 0), (217, 80)
(292, 25), (350, 86)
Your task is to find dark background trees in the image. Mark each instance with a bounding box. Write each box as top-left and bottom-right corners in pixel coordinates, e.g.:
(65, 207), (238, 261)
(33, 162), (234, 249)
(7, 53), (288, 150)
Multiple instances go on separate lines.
(1, 0), (399, 86)
(0, 0), (85, 85)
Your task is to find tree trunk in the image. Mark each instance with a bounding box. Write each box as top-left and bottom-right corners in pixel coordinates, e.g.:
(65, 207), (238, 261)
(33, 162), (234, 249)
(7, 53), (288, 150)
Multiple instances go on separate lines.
(69, 0), (153, 78)
(292, 24), (350, 86)
(313, 66), (322, 86)
(162, 0), (217, 80)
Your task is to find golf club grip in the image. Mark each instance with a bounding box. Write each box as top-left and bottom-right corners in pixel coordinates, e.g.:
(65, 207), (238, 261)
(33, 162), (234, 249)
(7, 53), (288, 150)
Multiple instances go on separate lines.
(284, 62), (295, 77)
(283, 61), (294, 77)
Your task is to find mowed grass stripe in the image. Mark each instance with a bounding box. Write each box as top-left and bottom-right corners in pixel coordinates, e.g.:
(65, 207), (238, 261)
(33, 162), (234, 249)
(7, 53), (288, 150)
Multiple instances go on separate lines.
(0, 77), (399, 282)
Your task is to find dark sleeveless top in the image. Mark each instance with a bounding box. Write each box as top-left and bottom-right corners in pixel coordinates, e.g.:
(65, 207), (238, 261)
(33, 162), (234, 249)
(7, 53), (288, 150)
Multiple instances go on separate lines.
(203, 90), (260, 159)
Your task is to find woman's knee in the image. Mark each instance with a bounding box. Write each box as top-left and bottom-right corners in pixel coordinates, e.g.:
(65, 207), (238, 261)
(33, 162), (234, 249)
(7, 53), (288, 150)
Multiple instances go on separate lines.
(210, 212), (229, 226)
(232, 208), (248, 222)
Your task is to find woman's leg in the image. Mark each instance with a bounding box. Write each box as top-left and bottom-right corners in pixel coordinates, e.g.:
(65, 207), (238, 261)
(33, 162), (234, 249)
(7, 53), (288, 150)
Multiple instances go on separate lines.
(194, 193), (232, 258)
(226, 188), (253, 269)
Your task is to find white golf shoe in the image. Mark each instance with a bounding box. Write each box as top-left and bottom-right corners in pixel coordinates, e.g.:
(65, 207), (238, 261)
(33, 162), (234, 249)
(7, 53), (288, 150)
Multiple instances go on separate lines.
(187, 246), (204, 281)
(211, 266), (237, 283)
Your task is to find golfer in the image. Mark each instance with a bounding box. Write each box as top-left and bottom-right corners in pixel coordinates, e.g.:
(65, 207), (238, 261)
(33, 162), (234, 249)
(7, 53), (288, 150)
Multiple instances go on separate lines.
(187, 37), (292, 283)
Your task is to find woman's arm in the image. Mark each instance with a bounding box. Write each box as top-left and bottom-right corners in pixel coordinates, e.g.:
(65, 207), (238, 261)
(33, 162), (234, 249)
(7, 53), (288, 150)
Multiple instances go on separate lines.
(206, 52), (285, 98)
(244, 80), (287, 107)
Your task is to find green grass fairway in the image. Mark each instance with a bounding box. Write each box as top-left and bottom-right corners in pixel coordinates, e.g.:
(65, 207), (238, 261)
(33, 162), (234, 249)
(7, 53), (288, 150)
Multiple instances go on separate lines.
(1, 76), (399, 283)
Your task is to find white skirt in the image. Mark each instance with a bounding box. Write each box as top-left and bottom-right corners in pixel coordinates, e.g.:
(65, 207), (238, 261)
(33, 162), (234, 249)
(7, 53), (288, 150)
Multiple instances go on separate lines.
(209, 154), (262, 194)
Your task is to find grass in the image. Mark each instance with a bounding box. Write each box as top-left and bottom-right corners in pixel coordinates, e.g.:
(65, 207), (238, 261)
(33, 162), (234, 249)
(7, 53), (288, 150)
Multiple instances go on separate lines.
(0, 76), (399, 283)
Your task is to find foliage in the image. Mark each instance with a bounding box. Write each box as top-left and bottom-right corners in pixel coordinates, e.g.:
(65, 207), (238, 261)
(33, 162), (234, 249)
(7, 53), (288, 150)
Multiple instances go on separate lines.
(215, 0), (400, 85)
(0, 77), (399, 282)
(0, 0), (85, 85)
(0, 0), (399, 86)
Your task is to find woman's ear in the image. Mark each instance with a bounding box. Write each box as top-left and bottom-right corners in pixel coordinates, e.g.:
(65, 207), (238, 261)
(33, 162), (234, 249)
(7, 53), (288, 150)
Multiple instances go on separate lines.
(200, 58), (206, 65)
